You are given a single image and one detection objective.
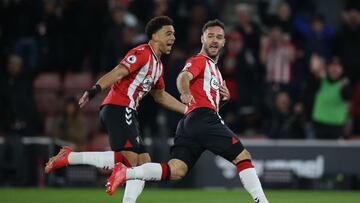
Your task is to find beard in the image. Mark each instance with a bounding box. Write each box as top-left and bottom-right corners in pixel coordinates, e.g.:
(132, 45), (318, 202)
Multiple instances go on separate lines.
(204, 45), (221, 60)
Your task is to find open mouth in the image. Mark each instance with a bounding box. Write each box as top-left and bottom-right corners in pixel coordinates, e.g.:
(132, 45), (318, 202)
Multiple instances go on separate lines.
(209, 45), (219, 51)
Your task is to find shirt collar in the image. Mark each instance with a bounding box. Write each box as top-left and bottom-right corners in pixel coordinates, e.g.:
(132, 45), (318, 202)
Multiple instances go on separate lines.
(148, 43), (160, 62)
(198, 53), (217, 64)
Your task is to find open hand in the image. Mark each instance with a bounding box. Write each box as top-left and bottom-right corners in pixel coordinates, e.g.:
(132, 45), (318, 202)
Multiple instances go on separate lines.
(180, 93), (195, 105)
(78, 91), (90, 108)
(220, 80), (230, 102)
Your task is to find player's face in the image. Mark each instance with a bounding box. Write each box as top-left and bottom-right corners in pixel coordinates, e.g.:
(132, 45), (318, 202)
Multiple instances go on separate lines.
(155, 25), (176, 55)
(201, 26), (225, 59)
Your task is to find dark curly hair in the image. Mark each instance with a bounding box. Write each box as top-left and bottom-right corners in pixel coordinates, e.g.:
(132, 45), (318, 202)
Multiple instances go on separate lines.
(145, 16), (173, 39)
(202, 19), (225, 34)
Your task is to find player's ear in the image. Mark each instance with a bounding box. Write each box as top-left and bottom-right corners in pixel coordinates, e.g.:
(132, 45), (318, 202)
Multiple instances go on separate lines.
(201, 34), (204, 44)
(152, 32), (158, 41)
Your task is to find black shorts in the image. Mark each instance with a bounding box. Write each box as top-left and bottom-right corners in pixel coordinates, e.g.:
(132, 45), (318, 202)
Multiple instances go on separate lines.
(100, 104), (146, 154)
(171, 108), (245, 168)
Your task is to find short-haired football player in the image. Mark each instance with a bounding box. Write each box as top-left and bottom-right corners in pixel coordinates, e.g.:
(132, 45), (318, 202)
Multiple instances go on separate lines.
(45, 16), (187, 203)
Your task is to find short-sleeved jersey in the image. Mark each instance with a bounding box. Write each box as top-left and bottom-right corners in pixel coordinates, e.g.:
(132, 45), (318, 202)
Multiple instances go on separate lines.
(101, 44), (165, 110)
(182, 54), (224, 114)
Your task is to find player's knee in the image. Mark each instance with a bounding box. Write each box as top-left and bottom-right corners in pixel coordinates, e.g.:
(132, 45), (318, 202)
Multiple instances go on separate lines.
(171, 167), (187, 181)
(232, 149), (252, 164)
(127, 158), (138, 167)
(121, 151), (139, 167)
(168, 159), (188, 181)
(170, 167), (187, 181)
(241, 149), (252, 159)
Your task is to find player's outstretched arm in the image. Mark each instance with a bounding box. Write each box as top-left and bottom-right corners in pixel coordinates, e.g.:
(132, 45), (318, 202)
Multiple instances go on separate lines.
(150, 88), (187, 114)
(78, 65), (129, 108)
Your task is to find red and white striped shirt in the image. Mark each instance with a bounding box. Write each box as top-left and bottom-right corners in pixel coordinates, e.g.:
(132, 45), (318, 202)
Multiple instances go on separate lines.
(183, 54), (224, 114)
(101, 44), (165, 110)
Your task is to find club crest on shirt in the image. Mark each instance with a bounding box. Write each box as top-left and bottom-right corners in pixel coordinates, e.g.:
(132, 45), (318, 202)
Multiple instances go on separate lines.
(210, 76), (220, 90)
(126, 55), (137, 64)
(141, 75), (153, 91)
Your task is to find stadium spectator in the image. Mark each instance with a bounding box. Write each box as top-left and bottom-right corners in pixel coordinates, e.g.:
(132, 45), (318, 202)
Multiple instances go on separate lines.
(38, 0), (63, 72)
(260, 25), (296, 110)
(218, 31), (242, 133)
(265, 91), (305, 139)
(106, 19), (270, 203)
(0, 54), (42, 136)
(259, 1), (303, 48)
(335, 7), (360, 84)
(260, 25), (296, 87)
(234, 3), (262, 67)
(53, 96), (88, 150)
(5, 0), (42, 71)
(45, 16), (186, 203)
(101, 6), (140, 72)
(219, 31), (264, 136)
(310, 55), (351, 139)
(184, 4), (209, 55)
(294, 14), (336, 61)
(60, 0), (108, 72)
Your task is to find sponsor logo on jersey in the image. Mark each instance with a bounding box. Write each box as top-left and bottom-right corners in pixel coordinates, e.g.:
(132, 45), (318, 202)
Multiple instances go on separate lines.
(210, 76), (220, 90)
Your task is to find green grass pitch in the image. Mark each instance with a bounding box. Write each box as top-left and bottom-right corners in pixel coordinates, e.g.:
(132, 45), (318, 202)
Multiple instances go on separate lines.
(0, 188), (359, 203)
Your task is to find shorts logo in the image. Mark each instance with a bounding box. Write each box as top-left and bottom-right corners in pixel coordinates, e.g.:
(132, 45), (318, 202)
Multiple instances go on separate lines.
(136, 136), (141, 144)
(210, 76), (220, 90)
(126, 55), (137, 64)
(125, 107), (132, 125)
(141, 75), (153, 91)
(182, 62), (192, 71)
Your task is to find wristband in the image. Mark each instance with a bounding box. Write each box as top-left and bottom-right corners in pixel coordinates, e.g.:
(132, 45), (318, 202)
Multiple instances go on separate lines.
(88, 84), (102, 100)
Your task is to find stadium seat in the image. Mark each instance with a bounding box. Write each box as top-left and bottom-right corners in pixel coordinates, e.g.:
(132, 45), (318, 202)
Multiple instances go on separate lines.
(83, 115), (101, 134)
(34, 93), (61, 116)
(87, 132), (110, 151)
(33, 73), (62, 117)
(63, 72), (93, 95)
(34, 73), (62, 92)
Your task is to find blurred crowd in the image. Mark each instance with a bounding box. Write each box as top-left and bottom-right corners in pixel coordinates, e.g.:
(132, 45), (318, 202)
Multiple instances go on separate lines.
(1, 0), (360, 149)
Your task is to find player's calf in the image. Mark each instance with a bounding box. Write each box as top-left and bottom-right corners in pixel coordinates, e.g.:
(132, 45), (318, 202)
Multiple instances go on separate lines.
(234, 149), (269, 203)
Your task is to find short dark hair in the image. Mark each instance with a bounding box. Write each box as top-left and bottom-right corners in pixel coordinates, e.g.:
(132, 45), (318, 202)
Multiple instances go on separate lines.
(202, 19), (225, 34)
(145, 16), (173, 39)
